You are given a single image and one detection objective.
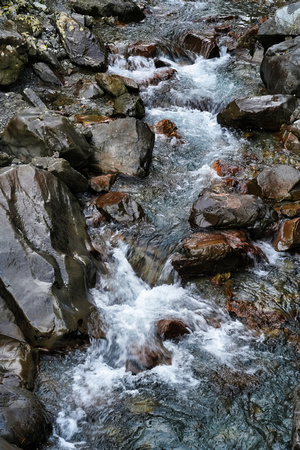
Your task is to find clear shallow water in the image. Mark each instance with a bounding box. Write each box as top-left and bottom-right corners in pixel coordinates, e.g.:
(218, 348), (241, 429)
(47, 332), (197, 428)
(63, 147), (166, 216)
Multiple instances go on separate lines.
(36, 0), (300, 448)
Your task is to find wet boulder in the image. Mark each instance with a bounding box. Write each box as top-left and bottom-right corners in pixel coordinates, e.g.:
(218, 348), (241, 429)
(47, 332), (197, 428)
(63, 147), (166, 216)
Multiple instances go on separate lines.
(89, 117), (155, 177)
(272, 218), (300, 251)
(94, 191), (148, 224)
(189, 188), (277, 237)
(179, 32), (220, 59)
(1, 108), (91, 170)
(0, 165), (99, 349)
(217, 94), (297, 130)
(72, 0), (145, 23)
(95, 72), (128, 97)
(172, 230), (265, 277)
(246, 165), (300, 202)
(31, 156), (89, 194)
(258, 1), (300, 51)
(282, 120), (300, 155)
(56, 12), (107, 71)
(156, 319), (191, 340)
(260, 37), (300, 96)
(153, 119), (183, 141)
(0, 385), (52, 449)
(128, 42), (157, 58)
(0, 28), (28, 86)
(113, 93), (145, 119)
(126, 340), (172, 375)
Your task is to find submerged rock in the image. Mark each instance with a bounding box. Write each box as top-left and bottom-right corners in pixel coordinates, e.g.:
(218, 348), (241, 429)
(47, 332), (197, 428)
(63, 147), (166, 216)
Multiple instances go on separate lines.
(0, 165), (100, 349)
(260, 37), (300, 96)
(126, 340), (172, 374)
(246, 165), (300, 202)
(172, 230), (264, 277)
(1, 108), (91, 170)
(0, 385), (52, 449)
(258, 1), (300, 51)
(72, 0), (145, 23)
(56, 12), (107, 71)
(89, 117), (154, 177)
(189, 188), (277, 237)
(217, 94), (297, 130)
(272, 218), (300, 251)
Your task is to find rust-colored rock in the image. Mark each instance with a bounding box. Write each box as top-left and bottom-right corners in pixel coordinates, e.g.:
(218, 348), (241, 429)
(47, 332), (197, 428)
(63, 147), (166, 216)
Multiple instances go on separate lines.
(279, 202), (300, 218)
(94, 192), (147, 224)
(211, 159), (243, 177)
(126, 341), (172, 374)
(179, 32), (220, 59)
(272, 218), (300, 251)
(172, 230), (265, 277)
(95, 192), (127, 208)
(142, 68), (177, 86)
(89, 174), (117, 192)
(156, 319), (190, 339)
(128, 42), (157, 58)
(153, 119), (182, 140)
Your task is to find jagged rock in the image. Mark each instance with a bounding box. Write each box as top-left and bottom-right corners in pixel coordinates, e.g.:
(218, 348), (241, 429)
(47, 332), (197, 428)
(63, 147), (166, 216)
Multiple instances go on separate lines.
(1, 108), (91, 170)
(89, 118), (154, 177)
(260, 37), (300, 96)
(94, 192), (148, 223)
(113, 93), (145, 118)
(0, 385), (52, 449)
(246, 165), (300, 202)
(189, 188), (277, 237)
(32, 62), (63, 86)
(22, 88), (46, 108)
(72, 0), (145, 23)
(217, 94), (297, 130)
(258, 1), (300, 51)
(0, 28), (28, 86)
(172, 230), (265, 277)
(74, 79), (104, 99)
(179, 32), (220, 59)
(31, 156), (89, 194)
(95, 72), (128, 97)
(56, 12), (107, 71)
(0, 165), (100, 348)
(14, 14), (42, 37)
(272, 218), (300, 251)
(89, 174), (117, 192)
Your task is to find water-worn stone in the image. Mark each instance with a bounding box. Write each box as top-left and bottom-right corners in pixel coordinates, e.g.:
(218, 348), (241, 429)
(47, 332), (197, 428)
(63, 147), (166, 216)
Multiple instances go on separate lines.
(127, 42), (157, 58)
(247, 165), (300, 202)
(1, 108), (91, 170)
(156, 319), (190, 339)
(89, 118), (154, 177)
(217, 94), (297, 130)
(56, 12), (107, 71)
(0, 165), (99, 348)
(258, 1), (300, 51)
(94, 192), (148, 223)
(260, 37), (300, 96)
(0, 28), (28, 86)
(113, 93), (145, 119)
(0, 385), (52, 449)
(189, 188), (277, 236)
(179, 32), (220, 59)
(172, 230), (265, 277)
(126, 340), (172, 374)
(72, 0), (145, 23)
(31, 156), (89, 194)
(95, 72), (128, 97)
(272, 218), (300, 251)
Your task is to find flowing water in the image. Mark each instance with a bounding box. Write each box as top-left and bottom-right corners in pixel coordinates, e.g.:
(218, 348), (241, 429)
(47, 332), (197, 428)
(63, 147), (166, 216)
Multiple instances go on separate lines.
(36, 1), (300, 448)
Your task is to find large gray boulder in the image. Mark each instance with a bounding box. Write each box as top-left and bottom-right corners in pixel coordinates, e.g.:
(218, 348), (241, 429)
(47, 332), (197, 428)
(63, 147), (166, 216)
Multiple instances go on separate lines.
(258, 1), (300, 51)
(89, 118), (155, 177)
(217, 94), (297, 130)
(56, 12), (107, 71)
(72, 0), (145, 22)
(247, 165), (300, 202)
(0, 385), (52, 449)
(0, 165), (99, 349)
(189, 188), (277, 237)
(0, 28), (28, 86)
(0, 108), (91, 170)
(260, 37), (300, 96)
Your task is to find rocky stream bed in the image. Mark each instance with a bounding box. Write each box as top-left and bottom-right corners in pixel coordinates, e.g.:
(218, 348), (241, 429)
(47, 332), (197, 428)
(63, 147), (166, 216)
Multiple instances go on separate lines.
(2, 0), (300, 448)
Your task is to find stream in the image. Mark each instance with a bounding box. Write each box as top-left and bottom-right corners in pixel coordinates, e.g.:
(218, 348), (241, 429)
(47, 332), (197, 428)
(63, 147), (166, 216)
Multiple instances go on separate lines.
(36, 1), (300, 448)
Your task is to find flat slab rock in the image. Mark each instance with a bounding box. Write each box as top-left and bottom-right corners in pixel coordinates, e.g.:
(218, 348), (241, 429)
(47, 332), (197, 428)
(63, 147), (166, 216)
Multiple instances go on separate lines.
(172, 230), (265, 277)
